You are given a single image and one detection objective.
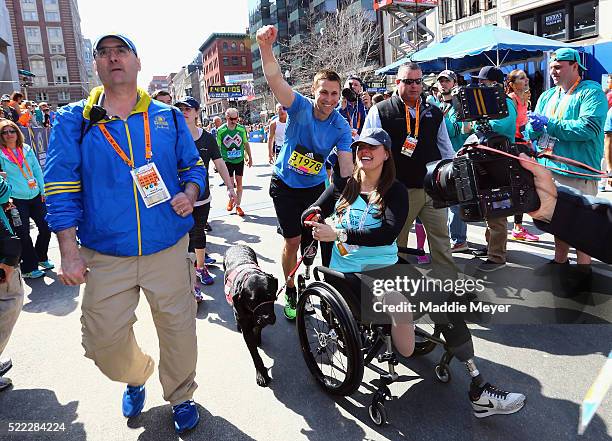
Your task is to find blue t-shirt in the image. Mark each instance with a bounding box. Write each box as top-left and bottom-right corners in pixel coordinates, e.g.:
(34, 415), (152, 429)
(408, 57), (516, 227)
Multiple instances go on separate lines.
(330, 195), (398, 273)
(605, 107), (612, 133)
(274, 92), (352, 188)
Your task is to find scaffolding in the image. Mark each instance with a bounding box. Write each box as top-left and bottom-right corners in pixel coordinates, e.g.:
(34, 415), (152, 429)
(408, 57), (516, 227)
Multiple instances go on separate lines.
(374, 0), (438, 58)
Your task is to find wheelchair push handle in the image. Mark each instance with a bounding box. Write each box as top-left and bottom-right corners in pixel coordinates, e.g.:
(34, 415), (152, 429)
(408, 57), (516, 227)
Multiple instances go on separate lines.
(301, 206), (322, 227)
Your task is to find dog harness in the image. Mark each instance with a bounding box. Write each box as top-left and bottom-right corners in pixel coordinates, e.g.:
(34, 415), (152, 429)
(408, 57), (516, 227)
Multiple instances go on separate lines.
(224, 263), (260, 305)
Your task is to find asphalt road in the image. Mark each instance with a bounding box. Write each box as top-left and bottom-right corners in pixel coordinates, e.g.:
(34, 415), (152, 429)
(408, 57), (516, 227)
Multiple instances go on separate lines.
(0, 142), (610, 441)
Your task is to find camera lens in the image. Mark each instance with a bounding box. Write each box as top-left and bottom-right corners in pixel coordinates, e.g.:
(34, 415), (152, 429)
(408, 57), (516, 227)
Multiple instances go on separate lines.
(342, 87), (358, 102)
(424, 159), (459, 206)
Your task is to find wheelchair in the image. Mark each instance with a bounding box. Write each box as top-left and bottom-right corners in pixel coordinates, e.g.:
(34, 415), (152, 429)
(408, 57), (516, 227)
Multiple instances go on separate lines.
(294, 247), (456, 426)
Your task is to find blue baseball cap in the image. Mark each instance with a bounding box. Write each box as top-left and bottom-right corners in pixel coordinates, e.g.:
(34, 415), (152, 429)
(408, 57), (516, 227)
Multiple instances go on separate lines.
(93, 33), (138, 56)
(551, 48), (586, 70)
(174, 96), (200, 110)
(351, 128), (392, 150)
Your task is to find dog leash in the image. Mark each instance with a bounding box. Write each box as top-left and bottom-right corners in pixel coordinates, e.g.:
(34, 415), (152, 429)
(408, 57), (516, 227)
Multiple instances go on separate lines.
(275, 239), (318, 298)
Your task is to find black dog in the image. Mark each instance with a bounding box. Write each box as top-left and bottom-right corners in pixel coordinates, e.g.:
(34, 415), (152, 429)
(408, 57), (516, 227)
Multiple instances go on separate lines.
(224, 245), (278, 387)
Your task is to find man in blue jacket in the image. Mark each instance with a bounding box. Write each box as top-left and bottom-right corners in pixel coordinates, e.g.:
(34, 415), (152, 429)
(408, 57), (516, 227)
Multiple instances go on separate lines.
(526, 48), (608, 266)
(44, 34), (206, 434)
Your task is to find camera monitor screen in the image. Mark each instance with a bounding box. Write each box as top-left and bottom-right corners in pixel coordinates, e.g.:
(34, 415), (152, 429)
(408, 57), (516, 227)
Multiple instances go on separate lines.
(454, 85), (509, 121)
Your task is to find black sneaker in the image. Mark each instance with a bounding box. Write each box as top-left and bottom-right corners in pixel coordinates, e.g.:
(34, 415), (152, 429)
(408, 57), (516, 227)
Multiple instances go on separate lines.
(0, 359), (11, 377)
(204, 222), (212, 232)
(472, 247), (488, 257)
(478, 259), (505, 273)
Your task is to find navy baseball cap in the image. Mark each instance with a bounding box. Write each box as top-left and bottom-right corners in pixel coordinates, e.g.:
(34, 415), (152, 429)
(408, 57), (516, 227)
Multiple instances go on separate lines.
(351, 128), (392, 150)
(93, 33), (138, 56)
(174, 96), (200, 110)
(472, 66), (504, 84)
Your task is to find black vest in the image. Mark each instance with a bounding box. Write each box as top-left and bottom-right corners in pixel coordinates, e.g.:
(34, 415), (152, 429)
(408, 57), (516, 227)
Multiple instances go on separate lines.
(377, 95), (444, 188)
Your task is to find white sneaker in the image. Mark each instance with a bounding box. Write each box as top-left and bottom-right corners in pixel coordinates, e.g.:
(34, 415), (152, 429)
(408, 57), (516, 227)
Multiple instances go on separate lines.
(470, 383), (525, 418)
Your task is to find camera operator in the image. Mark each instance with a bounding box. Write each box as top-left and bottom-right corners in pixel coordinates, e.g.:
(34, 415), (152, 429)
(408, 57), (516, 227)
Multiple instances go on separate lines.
(525, 48), (608, 266)
(0, 172), (23, 391)
(339, 76), (371, 139)
(520, 154), (612, 263)
(467, 67), (518, 271)
(436, 70), (470, 253)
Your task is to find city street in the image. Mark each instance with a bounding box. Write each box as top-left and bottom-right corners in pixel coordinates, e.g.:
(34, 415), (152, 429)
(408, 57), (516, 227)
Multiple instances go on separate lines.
(0, 143), (610, 441)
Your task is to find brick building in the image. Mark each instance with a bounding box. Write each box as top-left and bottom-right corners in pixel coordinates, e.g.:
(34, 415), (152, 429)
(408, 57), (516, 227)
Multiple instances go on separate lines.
(6, 0), (88, 107)
(198, 32), (252, 118)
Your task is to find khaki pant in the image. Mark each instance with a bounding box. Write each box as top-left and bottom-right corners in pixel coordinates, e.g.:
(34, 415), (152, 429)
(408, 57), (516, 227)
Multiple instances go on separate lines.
(0, 268), (24, 356)
(80, 235), (197, 406)
(485, 217), (508, 264)
(398, 188), (455, 267)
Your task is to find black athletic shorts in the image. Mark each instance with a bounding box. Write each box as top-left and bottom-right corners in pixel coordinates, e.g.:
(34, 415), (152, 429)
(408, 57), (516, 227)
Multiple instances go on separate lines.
(225, 161), (244, 177)
(269, 174), (326, 238)
(188, 202), (211, 251)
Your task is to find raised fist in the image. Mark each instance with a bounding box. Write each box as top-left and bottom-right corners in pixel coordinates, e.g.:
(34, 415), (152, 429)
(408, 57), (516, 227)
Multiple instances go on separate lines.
(256, 25), (278, 48)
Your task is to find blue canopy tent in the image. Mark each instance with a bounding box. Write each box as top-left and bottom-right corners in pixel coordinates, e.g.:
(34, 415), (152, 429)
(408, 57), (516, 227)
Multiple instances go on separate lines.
(376, 25), (579, 75)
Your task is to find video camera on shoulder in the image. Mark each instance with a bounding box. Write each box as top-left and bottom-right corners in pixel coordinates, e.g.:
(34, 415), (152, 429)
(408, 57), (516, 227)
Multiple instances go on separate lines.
(424, 84), (540, 222)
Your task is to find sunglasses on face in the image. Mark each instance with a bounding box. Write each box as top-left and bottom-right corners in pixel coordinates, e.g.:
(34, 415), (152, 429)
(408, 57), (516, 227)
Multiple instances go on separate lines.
(1, 129), (17, 135)
(94, 45), (132, 59)
(399, 78), (423, 85)
(228, 117), (238, 121)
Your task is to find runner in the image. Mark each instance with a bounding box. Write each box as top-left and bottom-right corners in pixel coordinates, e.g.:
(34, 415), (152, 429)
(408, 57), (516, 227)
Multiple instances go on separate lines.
(267, 103), (287, 164)
(216, 108), (252, 217)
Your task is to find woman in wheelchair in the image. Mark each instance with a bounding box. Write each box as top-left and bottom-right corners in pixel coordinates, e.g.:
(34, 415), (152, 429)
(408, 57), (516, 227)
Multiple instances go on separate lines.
(301, 128), (525, 421)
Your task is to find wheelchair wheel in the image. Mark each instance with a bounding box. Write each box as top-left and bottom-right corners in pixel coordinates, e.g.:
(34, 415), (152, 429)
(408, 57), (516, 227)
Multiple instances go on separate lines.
(296, 281), (364, 396)
(368, 401), (387, 426)
(411, 323), (440, 357)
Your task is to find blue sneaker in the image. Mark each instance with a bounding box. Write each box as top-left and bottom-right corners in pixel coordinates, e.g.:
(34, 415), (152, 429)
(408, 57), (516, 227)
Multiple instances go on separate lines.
(22, 269), (45, 279)
(122, 385), (146, 418)
(38, 260), (55, 270)
(204, 254), (216, 265)
(196, 267), (214, 285)
(173, 400), (199, 433)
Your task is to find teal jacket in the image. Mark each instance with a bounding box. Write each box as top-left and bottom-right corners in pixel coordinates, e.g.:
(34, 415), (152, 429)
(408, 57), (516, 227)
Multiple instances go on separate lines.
(0, 175), (12, 233)
(439, 101), (469, 152)
(0, 144), (44, 200)
(44, 86), (207, 257)
(526, 80), (608, 180)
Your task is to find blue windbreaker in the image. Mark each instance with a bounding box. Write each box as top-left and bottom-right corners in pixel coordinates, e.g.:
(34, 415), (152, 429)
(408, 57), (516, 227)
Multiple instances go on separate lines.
(44, 86), (206, 256)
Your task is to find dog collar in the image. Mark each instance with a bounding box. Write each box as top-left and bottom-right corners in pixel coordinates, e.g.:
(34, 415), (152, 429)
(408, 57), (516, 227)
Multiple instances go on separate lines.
(224, 263), (260, 305)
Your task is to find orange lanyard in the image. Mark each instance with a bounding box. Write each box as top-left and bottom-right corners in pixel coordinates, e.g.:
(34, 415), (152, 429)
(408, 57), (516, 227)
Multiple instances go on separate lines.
(404, 98), (421, 138)
(1, 146), (34, 181)
(548, 78), (580, 120)
(98, 112), (151, 168)
(349, 106), (361, 130)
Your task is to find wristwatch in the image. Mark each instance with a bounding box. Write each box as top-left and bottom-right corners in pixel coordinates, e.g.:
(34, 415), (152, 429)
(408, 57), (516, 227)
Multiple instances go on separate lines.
(336, 229), (347, 243)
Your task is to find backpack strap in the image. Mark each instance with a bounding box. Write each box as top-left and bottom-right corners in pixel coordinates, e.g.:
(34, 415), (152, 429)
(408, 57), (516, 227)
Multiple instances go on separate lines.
(171, 107), (179, 147)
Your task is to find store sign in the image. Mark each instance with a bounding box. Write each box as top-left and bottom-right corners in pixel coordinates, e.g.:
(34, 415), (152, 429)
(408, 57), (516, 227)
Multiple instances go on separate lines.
(544, 12), (564, 26)
(366, 81), (387, 93)
(208, 85), (243, 99)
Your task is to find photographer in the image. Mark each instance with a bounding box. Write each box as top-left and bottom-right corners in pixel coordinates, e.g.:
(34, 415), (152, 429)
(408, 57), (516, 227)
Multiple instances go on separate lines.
(467, 67), (518, 271)
(520, 154), (612, 263)
(339, 76), (371, 139)
(0, 172), (24, 391)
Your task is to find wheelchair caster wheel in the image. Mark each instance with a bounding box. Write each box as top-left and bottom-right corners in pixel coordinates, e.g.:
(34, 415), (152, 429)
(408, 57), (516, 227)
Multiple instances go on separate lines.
(368, 401), (387, 426)
(435, 364), (451, 383)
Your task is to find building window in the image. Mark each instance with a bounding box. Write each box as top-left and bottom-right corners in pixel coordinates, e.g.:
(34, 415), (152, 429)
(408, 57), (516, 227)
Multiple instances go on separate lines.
(516, 16), (535, 35)
(25, 27), (43, 54)
(22, 10), (38, 21)
(240, 43), (245, 51)
(241, 56), (247, 66)
(573, 0), (597, 39)
(231, 42), (237, 50)
(223, 57), (229, 66)
(20, 0), (38, 21)
(541, 8), (566, 40)
(35, 92), (49, 101)
(456, 0), (467, 19)
(43, 0), (61, 21)
(47, 27), (65, 54)
(438, 0), (453, 24)
(223, 42), (228, 50)
(470, 0), (480, 15)
(55, 75), (68, 84)
(232, 56), (239, 65)
(485, 0), (496, 10)
(58, 91), (70, 101)
(29, 57), (48, 86)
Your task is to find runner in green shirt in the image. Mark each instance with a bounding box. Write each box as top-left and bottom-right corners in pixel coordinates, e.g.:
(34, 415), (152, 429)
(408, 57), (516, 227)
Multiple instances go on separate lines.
(216, 108), (252, 216)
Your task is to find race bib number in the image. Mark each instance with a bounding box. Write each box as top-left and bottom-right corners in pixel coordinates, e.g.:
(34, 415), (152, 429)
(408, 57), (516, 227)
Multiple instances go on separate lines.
(287, 145), (324, 176)
(130, 162), (171, 208)
(401, 136), (418, 157)
(226, 148), (242, 159)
